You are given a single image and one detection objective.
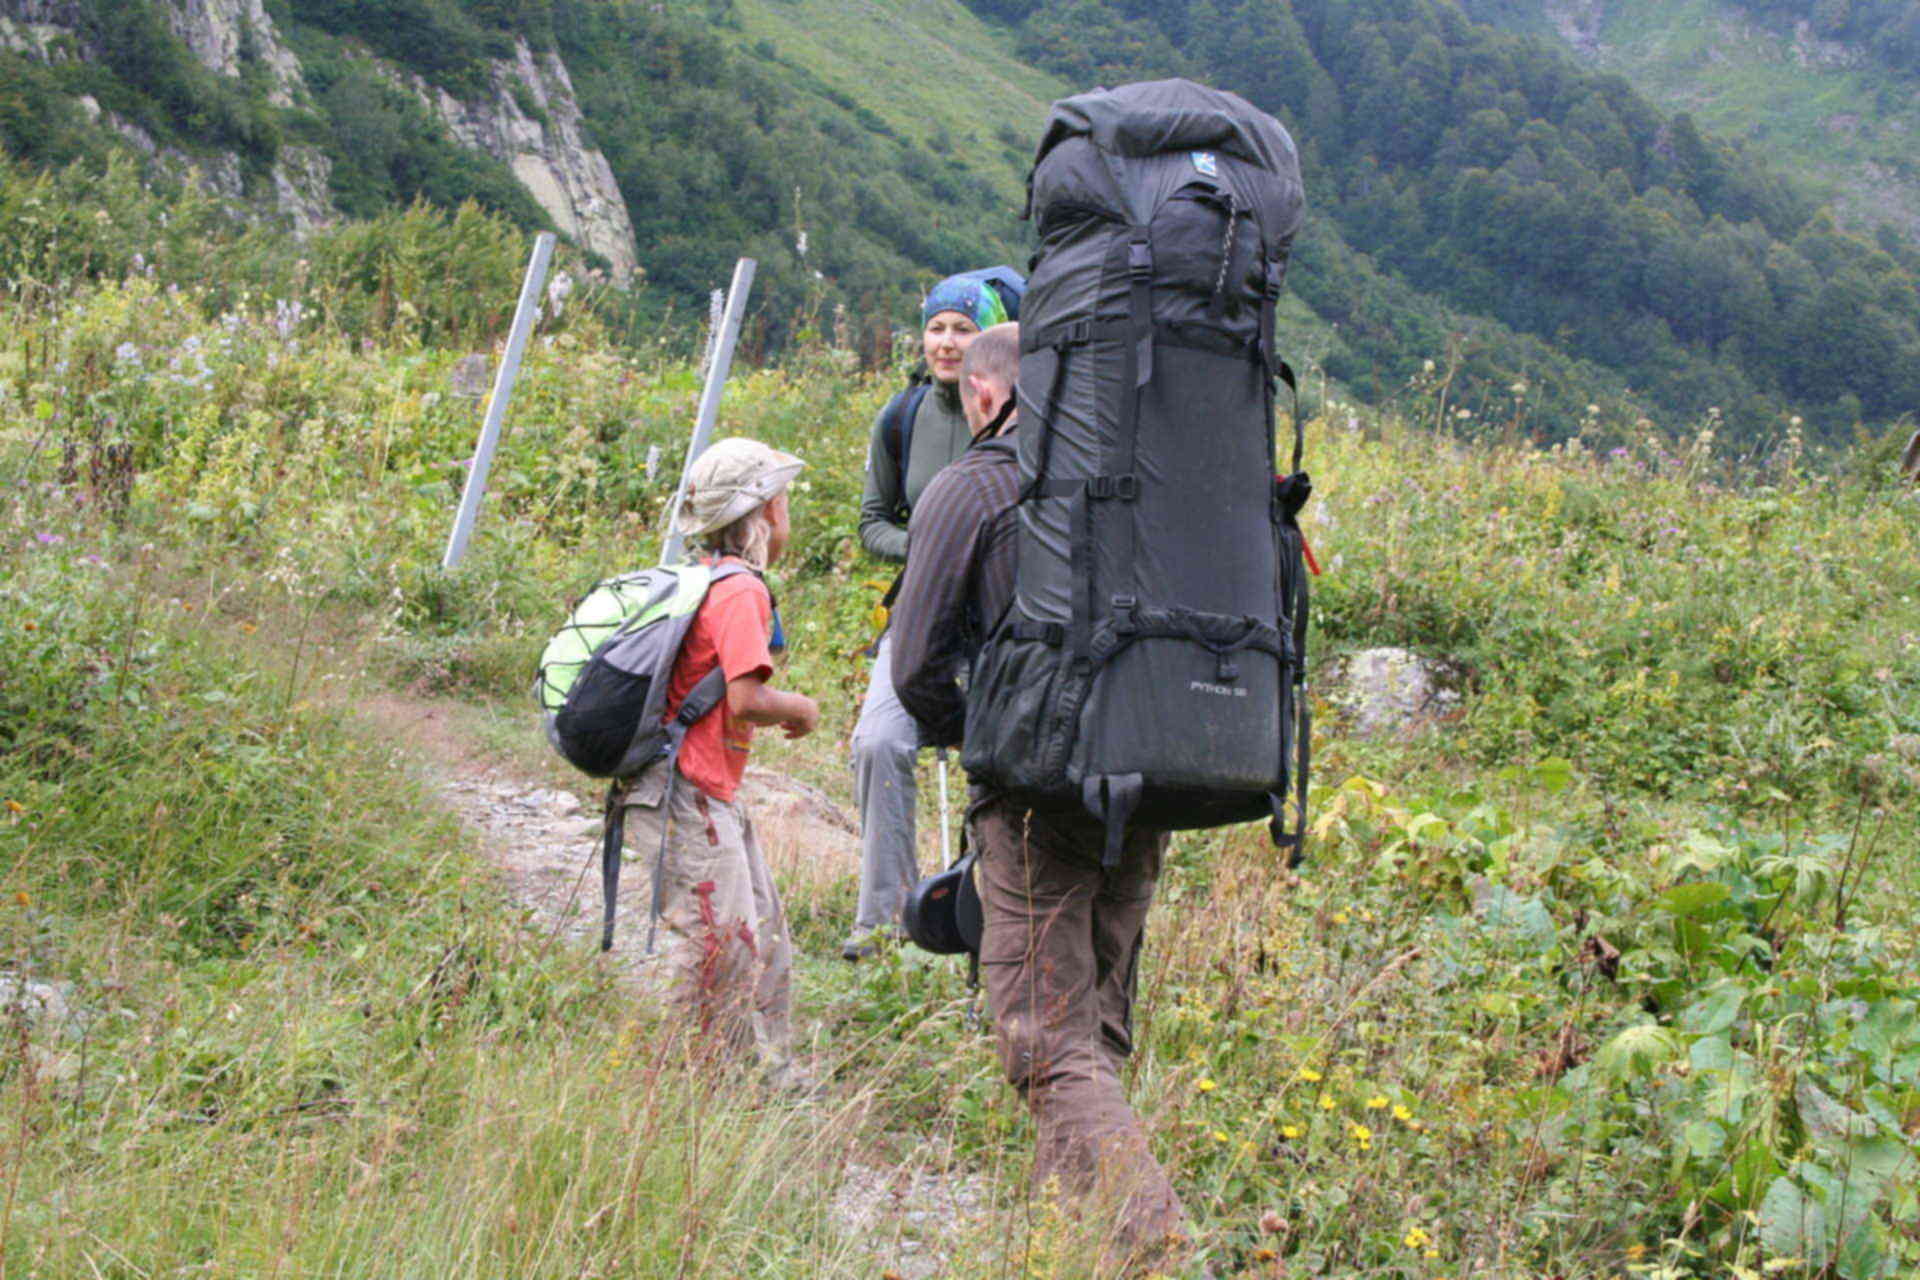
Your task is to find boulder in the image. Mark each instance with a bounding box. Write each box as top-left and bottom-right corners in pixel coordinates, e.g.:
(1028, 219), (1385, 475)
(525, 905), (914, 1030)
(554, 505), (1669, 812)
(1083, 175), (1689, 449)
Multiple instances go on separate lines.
(1325, 646), (1466, 737)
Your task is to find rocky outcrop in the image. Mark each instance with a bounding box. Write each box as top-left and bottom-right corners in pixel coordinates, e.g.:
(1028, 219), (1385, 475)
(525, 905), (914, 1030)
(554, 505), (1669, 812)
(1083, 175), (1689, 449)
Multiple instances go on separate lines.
(1, 1), (636, 270)
(393, 37), (640, 285)
(1544, 0), (1605, 60)
(1, 0), (331, 230)
(1325, 647), (1468, 738)
(1791, 19), (1866, 70)
(165, 0), (306, 107)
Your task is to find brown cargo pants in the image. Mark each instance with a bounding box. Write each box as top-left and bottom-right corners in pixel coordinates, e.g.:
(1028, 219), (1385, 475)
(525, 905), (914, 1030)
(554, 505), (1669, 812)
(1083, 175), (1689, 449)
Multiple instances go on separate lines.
(615, 762), (793, 1072)
(971, 795), (1187, 1264)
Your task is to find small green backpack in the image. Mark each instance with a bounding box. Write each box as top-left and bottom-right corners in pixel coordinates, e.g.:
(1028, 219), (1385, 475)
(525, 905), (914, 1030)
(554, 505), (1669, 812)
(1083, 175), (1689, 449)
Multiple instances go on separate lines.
(533, 560), (751, 949)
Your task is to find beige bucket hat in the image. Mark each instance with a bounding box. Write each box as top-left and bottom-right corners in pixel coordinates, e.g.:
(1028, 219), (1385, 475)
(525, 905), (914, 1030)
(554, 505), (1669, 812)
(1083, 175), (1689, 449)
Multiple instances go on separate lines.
(675, 437), (806, 536)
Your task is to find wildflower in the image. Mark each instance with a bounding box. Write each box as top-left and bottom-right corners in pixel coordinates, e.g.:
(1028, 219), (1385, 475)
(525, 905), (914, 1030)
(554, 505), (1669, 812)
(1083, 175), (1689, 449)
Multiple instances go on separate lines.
(1318, 1091), (1336, 1111)
(1280, 1124), (1303, 1140)
(1393, 1103), (1414, 1123)
(1330, 910), (1349, 925)
(1405, 1226), (1433, 1250)
(240, 622), (258, 635)
(14, 891), (27, 907)
(1212, 1130), (1229, 1143)
(1195, 1077), (1217, 1093)
(4, 800), (23, 815)
(1295, 1066), (1322, 1083)
(1349, 1122), (1372, 1149)
(1366, 1094), (1389, 1110)
(35, 532), (65, 546)
(1252, 1248), (1277, 1262)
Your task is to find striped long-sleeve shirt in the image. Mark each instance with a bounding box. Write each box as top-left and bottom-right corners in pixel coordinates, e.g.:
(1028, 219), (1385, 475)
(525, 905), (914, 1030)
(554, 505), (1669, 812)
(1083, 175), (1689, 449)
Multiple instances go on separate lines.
(888, 432), (1021, 748)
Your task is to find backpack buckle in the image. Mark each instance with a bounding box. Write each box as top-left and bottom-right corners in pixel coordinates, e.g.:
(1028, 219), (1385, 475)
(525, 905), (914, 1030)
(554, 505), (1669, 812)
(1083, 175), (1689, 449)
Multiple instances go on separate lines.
(1128, 241), (1153, 277)
(1264, 259), (1284, 299)
(1087, 474), (1138, 501)
(1112, 595), (1139, 635)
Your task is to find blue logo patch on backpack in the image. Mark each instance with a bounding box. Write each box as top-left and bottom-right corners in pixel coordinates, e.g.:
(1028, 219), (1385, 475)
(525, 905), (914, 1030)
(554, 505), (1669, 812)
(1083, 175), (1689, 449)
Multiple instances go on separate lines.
(1191, 151), (1219, 177)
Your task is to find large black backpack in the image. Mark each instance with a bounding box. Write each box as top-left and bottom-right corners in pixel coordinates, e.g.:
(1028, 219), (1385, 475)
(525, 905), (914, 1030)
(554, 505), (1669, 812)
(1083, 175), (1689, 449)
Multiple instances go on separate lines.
(961, 79), (1312, 864)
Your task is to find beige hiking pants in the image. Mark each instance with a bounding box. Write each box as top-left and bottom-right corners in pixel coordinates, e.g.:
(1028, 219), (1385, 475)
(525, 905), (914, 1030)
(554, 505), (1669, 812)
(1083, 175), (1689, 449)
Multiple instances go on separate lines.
(616, 763), (793, 1071)
(972, 796), (1187, 1266)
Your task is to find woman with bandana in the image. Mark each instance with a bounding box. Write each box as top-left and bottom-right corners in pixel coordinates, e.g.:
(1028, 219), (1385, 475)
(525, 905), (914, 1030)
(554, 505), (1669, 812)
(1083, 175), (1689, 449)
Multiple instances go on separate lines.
(844, 268), (1023, 961)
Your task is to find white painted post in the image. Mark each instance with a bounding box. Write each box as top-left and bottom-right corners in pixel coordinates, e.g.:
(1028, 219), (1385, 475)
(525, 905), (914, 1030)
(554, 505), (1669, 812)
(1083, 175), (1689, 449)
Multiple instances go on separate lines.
(661, 257), (757, 565)
(441, 231), (557, 571)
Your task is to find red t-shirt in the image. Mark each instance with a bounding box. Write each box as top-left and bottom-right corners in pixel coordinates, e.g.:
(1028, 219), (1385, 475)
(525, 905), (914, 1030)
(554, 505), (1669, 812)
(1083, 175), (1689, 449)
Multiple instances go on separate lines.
(665, 558), (774, 803)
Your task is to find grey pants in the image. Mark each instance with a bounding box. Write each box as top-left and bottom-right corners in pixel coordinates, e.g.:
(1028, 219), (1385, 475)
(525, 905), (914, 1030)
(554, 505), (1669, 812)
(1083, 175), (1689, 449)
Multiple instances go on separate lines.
(849, 634), (924, 934)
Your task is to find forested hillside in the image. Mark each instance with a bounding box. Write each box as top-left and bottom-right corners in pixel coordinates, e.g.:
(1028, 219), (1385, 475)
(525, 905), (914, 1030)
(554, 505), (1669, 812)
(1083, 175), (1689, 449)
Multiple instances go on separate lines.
(964, 0), (1920, 445)
(5, 0), (1919, 447)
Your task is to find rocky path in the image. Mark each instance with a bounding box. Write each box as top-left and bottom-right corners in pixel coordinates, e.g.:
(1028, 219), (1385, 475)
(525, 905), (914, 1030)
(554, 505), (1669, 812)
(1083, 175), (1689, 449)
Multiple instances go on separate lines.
(359, 692), (995, 1278)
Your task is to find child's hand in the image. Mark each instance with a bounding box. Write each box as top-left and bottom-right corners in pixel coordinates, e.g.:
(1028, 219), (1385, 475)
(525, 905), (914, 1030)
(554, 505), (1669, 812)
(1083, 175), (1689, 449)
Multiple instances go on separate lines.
(781, 696), (821, 739)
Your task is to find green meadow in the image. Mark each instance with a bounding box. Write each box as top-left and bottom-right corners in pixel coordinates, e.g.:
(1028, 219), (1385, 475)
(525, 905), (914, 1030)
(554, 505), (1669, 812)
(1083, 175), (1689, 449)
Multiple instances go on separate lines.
(3, 165), (1918, 1278)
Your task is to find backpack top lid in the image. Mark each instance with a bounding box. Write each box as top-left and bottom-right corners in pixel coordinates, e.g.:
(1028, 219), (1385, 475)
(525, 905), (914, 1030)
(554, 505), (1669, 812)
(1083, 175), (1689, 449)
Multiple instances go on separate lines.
(1029, 78), (1304, 247)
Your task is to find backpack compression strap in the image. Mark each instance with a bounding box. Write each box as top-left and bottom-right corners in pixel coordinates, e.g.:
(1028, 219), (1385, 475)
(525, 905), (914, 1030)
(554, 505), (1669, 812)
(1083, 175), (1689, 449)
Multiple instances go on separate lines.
(599, 664), (732, 953)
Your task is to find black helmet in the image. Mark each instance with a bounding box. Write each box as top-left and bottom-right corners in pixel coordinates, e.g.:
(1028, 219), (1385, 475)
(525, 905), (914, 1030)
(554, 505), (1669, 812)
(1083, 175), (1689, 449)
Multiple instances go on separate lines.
(901, 851), (982, 956)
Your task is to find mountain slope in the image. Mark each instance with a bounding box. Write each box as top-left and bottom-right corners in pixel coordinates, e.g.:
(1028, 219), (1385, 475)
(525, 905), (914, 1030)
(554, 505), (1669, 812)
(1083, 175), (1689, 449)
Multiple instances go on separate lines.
(6, 0), (1918, 446)
(1464, 0), (1920, 242)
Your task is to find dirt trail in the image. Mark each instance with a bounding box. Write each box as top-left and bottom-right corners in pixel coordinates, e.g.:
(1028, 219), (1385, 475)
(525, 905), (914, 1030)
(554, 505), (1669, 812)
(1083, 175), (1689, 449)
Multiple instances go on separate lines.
(357, 691), (993, 1277)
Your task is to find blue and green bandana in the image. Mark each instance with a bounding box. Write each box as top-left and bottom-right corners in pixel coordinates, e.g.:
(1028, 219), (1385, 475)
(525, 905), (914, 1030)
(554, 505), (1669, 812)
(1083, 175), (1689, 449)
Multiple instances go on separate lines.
(922, 273), (1012, 330)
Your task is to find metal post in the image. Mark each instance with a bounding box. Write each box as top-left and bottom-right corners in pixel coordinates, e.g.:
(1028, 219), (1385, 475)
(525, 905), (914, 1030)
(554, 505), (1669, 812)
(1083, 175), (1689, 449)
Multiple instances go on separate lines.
(661, 257), (757, 565)
(442, 231), (557, 570)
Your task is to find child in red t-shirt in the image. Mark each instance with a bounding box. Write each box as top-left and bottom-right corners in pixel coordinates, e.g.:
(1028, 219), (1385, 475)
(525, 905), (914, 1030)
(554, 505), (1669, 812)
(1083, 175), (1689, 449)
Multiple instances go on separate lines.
(618, 438), (819, 1077)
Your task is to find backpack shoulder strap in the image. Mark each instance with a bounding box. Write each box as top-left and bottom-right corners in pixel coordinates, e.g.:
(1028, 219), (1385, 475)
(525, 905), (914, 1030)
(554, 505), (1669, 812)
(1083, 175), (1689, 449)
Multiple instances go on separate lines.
(881, 380), (932, 507)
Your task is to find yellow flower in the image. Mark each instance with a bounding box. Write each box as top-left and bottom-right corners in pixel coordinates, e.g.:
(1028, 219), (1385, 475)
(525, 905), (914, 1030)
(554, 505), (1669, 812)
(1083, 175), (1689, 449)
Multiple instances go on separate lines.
(1393, 1103), (1415, 1123)
(1295, 1066), (1322, 1083)
(3, 799), (22, 815)
(1280, 1124), (1303, 1140)
(1349, 1122), (1373, 1146)
(13, 891), (28, 908)
(1404, 1226), (1432, 1250)
(1330, 910), (1350, 924)
(1318, 1091), (1336, 1111)
(1212, 1130), (1229, 1143)
(1366, 1094), (1389, 1110)
(1195, 1077), (1217, 1093)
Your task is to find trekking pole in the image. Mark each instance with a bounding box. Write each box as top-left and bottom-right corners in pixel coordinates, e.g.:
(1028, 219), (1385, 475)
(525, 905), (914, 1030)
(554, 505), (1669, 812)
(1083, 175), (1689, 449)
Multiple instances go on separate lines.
(661, 258), (757, 565)
(936, 748), (952, 867)
(442, 231), (556, 570)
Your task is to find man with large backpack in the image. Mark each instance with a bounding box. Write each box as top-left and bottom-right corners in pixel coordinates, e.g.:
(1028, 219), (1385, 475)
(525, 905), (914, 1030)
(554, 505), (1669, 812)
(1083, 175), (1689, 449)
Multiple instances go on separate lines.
(892, 79), (1309, 1269)
(844, 268), (1023, 960)
(890, 323), (1191, 1265)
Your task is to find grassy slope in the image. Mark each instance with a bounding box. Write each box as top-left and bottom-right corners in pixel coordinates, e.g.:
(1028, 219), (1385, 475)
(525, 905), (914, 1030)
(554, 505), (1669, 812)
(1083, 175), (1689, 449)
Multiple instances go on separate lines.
(731, 0), (1062, 206)
(5, 175), (1920, 1276)
(1527, 0), (1920, 237)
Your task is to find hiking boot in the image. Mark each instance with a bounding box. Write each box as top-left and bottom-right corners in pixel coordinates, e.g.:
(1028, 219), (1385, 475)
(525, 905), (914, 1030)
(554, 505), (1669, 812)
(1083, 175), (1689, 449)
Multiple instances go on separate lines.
(838, 926), (897, 962)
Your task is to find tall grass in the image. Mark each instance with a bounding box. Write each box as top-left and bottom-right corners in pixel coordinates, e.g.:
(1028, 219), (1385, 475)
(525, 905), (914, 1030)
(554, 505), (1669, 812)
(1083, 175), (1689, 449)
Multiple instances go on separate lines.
(4, 188), (1918, 1277)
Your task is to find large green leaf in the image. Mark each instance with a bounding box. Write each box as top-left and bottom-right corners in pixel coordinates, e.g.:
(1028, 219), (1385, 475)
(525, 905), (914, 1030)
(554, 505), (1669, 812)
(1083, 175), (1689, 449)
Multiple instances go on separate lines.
(1679, 982), (1747, 1037)
(1659, 881), (1731, 916)
(1759, 1176), (1828, 1270)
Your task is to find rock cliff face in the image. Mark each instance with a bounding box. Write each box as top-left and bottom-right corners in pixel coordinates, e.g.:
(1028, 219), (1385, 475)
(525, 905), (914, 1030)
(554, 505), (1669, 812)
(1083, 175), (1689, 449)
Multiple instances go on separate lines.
(164, 0), (305, 108)
(0, 0), (333, 231)
(0, 0), (640, 280)
(390, 38), (640, 284)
